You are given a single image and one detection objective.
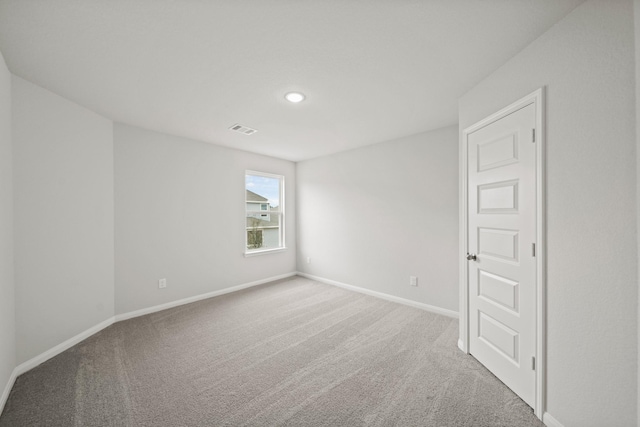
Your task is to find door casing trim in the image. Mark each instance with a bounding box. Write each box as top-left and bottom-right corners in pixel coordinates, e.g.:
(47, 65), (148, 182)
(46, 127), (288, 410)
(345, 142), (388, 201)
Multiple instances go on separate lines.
(459, 87), (546, 419)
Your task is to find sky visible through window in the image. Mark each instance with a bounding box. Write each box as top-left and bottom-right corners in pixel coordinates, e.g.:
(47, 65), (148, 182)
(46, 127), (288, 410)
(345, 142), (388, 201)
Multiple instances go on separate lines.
(246, 174), (280, 207)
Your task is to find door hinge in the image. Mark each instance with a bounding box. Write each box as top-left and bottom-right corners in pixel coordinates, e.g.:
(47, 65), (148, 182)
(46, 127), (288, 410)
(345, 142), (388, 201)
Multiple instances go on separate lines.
(532, 128), (536, 143)
(532, 356), (536, 370)
(532, 243), (536, 257)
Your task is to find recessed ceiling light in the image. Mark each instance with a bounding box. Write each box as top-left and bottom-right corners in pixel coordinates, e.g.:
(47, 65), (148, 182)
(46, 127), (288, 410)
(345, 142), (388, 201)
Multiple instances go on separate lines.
(285, 92), (305, 103)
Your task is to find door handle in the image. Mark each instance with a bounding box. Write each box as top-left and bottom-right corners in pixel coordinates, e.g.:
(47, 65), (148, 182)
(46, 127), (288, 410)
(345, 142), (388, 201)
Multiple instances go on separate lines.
(466, 253), (477, 261)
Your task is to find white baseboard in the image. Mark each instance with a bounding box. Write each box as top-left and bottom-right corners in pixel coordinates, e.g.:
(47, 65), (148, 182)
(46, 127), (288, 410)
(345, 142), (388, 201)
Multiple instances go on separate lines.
(297, 272), (459, 319)
(1, 272), (298, 415)
(542, 412), (564, 427)
(114, 272), (297, 322)
(15, 317), (115, 377)
(0, 367), (18, 416)
(2, 316), (116, 413)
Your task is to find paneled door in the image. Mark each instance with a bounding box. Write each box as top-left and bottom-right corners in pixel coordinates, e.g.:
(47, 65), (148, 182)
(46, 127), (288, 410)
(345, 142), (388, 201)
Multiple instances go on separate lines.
(466, 100), (538, 407)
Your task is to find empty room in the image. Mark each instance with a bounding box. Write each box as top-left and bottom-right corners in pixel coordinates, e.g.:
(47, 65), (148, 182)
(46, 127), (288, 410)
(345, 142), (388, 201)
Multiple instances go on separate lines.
(0, 1), (638, 426)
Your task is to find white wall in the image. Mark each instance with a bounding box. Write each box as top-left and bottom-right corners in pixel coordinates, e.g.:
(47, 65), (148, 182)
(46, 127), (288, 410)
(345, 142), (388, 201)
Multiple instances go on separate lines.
(636, 1), (640, 424)
(114, 123), (296, 315)
(0, 52), (15, 411)
(459, 1), (636, 425)
(296, 125), (459, 312)
(12, 76), (114, 364)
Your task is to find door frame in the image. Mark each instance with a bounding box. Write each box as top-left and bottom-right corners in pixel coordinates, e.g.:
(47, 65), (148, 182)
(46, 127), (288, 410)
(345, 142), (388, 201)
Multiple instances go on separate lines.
(458, 88), (546, 419)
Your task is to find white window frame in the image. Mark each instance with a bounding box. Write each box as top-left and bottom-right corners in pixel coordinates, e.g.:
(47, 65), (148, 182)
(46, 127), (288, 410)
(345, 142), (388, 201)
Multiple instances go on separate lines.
(244, 170), (286, 256)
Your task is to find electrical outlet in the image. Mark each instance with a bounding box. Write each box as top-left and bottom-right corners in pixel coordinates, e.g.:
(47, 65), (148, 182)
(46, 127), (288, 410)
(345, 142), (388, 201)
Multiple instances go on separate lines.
(306, 257), (311, 264)
(409, 276), (418, 287)
(158, 278), (167, 289)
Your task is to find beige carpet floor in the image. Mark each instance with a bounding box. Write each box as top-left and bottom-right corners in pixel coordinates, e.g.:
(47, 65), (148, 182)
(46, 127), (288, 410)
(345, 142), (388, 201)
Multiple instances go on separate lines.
(0, 276), (543, 426)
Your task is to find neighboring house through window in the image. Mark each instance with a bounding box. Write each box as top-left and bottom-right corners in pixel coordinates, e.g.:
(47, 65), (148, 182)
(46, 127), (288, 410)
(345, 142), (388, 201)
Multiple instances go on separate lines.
(245, 171), (284, 254)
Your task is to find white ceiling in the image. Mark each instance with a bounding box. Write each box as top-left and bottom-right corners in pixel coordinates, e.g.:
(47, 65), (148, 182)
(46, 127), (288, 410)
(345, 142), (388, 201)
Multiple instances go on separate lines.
(0, 0), (583, 161)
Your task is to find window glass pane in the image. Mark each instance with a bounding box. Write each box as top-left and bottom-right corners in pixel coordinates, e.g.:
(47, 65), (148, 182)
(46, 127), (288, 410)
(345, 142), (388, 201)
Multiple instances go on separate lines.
(246, 213), (280, 249)
(246, 175), (280, 210)
(247, 229), (263, 249)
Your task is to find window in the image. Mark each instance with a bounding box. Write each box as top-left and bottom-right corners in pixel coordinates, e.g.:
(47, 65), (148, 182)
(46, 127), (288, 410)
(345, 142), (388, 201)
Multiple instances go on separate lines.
(245, 171), (285, 254)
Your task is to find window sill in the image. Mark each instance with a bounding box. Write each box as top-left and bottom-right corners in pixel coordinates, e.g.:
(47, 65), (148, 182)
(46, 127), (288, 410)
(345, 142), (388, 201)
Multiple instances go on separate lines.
(244, 247), (287, 257)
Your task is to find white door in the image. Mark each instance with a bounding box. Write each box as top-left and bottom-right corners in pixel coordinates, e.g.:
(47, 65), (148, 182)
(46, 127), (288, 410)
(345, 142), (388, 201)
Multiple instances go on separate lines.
(467, 102), (537, 406)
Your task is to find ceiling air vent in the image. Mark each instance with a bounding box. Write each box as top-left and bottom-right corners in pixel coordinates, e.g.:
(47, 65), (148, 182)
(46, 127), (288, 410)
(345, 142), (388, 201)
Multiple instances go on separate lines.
(229, 123), (257, 135)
